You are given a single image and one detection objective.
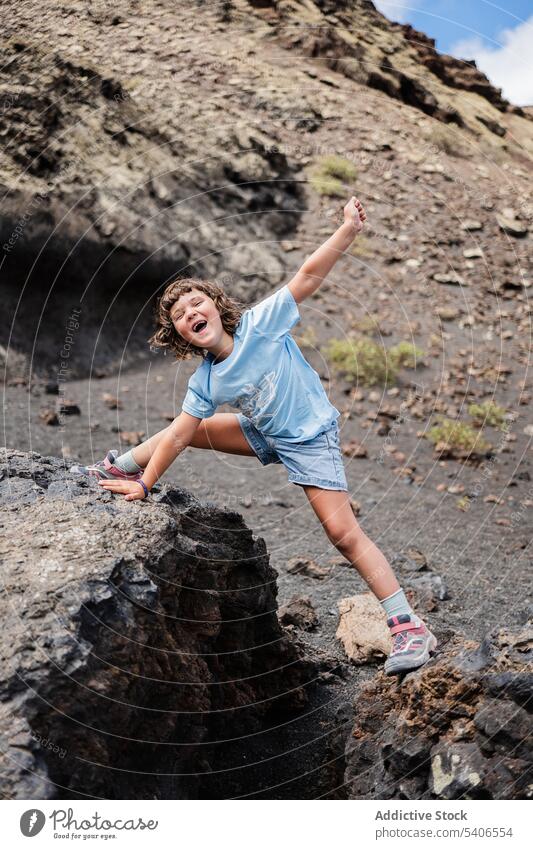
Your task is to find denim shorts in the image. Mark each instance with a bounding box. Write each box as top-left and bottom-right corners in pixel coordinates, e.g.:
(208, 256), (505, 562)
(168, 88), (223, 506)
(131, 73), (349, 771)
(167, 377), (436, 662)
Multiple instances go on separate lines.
(236, 414), (348, 491)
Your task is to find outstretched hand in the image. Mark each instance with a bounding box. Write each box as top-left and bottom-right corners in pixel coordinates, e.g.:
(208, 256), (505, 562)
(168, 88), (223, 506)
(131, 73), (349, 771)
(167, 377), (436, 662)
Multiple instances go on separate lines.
(343, 196), (367, 233)
(98, 479), (147, 501)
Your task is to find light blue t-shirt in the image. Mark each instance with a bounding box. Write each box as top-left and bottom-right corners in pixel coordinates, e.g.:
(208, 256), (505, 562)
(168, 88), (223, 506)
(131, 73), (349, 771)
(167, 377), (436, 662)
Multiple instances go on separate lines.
(181, 284), (339, 442)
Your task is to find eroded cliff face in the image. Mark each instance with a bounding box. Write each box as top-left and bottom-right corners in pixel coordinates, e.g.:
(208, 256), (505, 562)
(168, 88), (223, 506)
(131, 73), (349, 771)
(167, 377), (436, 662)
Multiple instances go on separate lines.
(0, 36), (303, 374)
(270, 0), (527, 128)
(0, 449), (311, 799)
(1, 0), (531, 377)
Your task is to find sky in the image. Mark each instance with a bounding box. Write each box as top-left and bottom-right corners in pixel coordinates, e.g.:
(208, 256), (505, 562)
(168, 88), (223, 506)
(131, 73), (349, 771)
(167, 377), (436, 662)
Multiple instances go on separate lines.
(373, 1), (533, 106)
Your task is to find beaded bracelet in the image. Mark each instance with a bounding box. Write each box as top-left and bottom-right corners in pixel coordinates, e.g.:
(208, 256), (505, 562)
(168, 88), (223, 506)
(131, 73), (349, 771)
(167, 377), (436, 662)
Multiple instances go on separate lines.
(137, 479), (149, 499)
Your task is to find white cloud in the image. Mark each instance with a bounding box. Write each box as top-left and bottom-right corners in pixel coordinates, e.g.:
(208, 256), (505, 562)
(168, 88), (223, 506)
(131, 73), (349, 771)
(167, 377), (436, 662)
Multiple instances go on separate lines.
(373, 1), (423, 25)
(450, 16), (533, 107)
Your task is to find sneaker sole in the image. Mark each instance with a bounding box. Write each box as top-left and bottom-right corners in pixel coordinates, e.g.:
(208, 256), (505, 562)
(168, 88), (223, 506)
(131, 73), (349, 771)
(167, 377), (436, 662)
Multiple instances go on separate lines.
(70, 465), (117, 480)
(384, 632), (438, 676)
(70, 455), (141, 482)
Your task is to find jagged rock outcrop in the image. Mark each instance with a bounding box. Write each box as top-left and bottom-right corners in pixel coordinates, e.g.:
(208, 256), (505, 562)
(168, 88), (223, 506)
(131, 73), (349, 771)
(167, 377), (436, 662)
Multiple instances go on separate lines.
(268, 0), (529, 129)
(344, 623), (532, 799)
(400, 25), (516, 115)
(0, 450), (312, 799)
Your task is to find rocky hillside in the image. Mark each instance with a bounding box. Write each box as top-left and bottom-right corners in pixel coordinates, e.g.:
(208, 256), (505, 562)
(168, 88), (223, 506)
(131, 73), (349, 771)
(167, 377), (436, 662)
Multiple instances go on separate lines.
(1, 0), (531, 377)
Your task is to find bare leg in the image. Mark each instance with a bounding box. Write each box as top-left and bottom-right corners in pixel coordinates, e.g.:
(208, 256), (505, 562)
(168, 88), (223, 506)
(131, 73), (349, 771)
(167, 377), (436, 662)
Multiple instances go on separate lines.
(132, 413), (255, 468)
(130, 425), (173, 468)
(302, 486), (400, 599)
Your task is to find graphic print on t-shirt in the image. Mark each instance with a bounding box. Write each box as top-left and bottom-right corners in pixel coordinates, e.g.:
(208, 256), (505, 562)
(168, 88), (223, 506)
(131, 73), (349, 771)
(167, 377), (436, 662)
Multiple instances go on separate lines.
(233, 371), (277, 428)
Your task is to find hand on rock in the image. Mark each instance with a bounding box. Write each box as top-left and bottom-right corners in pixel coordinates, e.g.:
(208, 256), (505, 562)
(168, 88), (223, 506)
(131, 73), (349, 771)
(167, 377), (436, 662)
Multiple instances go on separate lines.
(98, 479), (147, 501)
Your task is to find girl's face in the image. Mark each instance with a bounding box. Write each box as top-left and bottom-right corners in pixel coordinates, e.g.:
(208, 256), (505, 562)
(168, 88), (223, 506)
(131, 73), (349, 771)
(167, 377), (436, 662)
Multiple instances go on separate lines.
(170, 288), (223, 348)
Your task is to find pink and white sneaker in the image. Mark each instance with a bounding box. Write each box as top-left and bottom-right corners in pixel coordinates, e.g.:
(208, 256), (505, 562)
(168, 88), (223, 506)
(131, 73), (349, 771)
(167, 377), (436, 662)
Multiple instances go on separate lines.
(70, 450), (143, 482)
(384, 613), (438, 675)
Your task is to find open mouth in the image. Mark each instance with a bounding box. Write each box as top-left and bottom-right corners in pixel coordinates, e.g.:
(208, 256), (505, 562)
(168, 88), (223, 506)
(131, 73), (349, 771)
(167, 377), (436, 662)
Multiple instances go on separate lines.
(191, 320), (208, 334)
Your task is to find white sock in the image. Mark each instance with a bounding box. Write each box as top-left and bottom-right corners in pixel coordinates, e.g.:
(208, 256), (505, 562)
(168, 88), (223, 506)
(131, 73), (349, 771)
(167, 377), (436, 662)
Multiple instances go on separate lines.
(114, 449), (143, 473)
(379, 588), (414, 622)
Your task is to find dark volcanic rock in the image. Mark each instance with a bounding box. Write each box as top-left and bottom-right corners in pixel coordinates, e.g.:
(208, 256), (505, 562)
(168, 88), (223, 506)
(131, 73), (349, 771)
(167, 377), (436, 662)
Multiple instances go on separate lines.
(405, 572), (449, 613)
(344, 625), (532, 799)
(0, 450), (312, 799)
(278, 595), (319, 631)
(0, 38), (303, 376)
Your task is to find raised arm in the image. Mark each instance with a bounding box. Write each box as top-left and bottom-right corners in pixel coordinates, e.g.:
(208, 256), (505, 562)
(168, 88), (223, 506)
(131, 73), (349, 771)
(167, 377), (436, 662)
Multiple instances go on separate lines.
(287, 196), (366, 304)
(98, 411), (202, 500)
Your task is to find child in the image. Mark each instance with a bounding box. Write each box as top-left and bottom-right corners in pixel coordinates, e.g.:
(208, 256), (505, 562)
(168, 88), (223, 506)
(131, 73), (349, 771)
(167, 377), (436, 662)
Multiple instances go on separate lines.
(72, 196), (437, 675)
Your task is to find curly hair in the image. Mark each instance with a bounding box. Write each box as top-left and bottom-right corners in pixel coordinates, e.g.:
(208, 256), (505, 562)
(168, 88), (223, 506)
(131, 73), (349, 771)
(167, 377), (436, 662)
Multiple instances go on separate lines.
(148, 277), (244, 360)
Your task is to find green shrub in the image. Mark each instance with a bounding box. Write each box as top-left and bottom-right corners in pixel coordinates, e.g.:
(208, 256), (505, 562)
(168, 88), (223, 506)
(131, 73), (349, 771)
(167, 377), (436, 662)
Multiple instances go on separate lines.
(456, 495), (471, 511)
(309, 174), (345, 197)
(468, 400), (507, 430)
(324, 337), (395, 387)
(324, 336), (425, 387)
(308, 155), (357, 197)
(319, 154), (358, 181)
(425, 416), (491, 454)
(389, 341), (425, 369)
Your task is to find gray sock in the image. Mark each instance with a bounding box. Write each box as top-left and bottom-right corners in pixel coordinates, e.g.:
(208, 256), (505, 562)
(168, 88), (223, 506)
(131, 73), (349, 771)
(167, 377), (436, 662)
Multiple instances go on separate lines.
(114, 449), (143, 473)
(379, 588), (414, 621)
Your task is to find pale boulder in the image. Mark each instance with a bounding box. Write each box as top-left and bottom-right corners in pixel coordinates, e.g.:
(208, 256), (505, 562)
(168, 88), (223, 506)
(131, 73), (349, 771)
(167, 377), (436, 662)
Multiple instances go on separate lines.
(336, 593), (391, 664)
